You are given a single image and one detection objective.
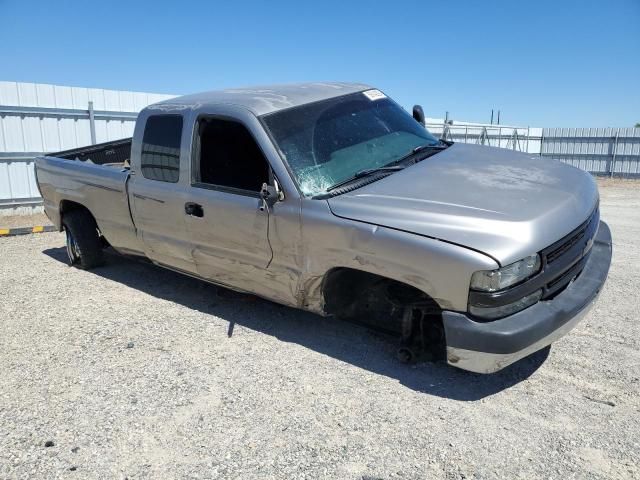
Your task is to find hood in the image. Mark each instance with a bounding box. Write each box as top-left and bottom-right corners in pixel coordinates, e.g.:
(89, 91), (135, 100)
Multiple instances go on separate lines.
(327, 143), (599, 265)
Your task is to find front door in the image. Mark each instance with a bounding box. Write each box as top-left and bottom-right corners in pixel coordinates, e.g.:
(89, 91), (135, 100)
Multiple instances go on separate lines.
(184, 117), (273, 289)
(185, 187), (272, 286)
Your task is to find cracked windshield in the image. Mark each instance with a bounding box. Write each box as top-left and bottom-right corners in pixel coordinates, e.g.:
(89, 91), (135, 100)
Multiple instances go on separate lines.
(263, 90), (440, 196)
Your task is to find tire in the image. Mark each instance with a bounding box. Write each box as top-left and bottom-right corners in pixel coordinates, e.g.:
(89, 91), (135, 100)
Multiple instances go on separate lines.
(62, 210), (105, 269)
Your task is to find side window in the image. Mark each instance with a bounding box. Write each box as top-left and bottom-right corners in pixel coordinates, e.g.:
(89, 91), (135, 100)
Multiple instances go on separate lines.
(141, 115), (183, 183)
(195, 118), (270, 193)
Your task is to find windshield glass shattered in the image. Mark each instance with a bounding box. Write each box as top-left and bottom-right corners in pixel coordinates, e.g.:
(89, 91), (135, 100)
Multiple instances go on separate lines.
(262, 91), (440, 196)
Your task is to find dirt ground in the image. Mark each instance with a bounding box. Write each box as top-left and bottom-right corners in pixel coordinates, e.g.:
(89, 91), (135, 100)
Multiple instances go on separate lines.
(0, 181), (638, 479)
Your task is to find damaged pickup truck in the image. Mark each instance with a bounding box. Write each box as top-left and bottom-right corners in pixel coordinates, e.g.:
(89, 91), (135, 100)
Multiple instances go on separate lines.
(35, 82), (612, 373)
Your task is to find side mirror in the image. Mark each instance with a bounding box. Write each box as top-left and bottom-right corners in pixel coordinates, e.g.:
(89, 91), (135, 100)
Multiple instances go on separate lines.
(260, 183), (279, 208)
(412, 105), (426, 127)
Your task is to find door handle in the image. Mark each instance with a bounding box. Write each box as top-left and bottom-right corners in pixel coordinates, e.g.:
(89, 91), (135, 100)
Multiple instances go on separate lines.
(185, 202), (204, 218)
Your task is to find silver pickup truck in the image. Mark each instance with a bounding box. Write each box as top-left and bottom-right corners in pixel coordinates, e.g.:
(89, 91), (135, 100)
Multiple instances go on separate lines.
(35, 82), (612, 373)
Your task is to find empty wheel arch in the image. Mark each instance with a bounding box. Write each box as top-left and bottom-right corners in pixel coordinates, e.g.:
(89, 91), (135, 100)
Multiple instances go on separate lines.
(322, 268), (446, 361)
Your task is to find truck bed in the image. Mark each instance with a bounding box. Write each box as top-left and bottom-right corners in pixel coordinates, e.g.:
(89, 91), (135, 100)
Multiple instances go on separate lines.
(53, 138), (132, 168)
(35, 138), (141, 255)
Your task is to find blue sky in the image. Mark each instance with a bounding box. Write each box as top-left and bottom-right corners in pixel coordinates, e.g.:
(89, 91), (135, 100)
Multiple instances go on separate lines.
(1, 0), (638, 127)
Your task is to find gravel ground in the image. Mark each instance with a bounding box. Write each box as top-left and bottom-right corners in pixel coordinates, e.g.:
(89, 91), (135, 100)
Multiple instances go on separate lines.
(0, 212), (51, 229)
(1, 182), (639, 480)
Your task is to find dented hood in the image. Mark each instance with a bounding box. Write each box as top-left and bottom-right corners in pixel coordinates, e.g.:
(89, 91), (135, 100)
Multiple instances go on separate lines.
(327, 143), (599, 266)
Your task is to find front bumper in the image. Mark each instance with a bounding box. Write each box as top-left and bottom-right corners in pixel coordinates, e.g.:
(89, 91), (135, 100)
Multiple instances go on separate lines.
(443, 221), (612, 374)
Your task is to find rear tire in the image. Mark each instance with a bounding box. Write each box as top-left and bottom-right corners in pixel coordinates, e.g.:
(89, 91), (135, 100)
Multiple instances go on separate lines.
(62, 210), (104, 269)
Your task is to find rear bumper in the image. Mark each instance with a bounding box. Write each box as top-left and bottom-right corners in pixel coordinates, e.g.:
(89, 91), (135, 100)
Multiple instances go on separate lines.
(442, 221), (612, 374)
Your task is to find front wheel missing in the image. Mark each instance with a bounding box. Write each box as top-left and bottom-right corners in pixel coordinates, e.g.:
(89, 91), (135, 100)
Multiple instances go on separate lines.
(397, 305), (445, 365)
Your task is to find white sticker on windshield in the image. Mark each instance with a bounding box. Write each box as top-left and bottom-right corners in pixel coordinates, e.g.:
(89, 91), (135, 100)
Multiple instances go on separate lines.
(362, 89), (386, 101)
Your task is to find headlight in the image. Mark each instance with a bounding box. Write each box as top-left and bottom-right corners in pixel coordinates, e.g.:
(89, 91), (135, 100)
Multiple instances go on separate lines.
(470, 254), (541, 292)
(470, 289), (543, 320)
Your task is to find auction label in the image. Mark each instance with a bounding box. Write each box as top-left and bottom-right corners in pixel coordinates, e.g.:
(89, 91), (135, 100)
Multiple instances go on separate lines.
(363, 89), (387, 101)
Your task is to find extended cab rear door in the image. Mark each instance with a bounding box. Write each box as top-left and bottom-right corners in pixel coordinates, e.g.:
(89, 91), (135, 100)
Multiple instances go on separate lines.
(128, 110), (197, 274)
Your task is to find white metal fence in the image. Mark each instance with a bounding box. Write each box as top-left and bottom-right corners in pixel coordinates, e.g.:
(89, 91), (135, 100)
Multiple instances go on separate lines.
(426, 122), (640, 176)
(1, 81), (639, 214)
(426, 123), (543, 155)
(0, 81), (175, 214)
(541, 127), (640, 176)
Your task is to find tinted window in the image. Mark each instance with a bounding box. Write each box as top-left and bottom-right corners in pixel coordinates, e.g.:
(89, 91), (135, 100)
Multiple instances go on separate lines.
(141, 115), (183, 182)
(196, 118), (269, 192)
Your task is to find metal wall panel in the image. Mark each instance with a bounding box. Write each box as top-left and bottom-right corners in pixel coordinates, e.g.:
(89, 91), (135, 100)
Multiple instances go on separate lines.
(0, 162), (12, 198)
(426, 123), (540, 154)
(541, 127), (640, 176)
(0, 156), (40, 204)
(426, 122), (640, 177)
(0, 81), (176, 210)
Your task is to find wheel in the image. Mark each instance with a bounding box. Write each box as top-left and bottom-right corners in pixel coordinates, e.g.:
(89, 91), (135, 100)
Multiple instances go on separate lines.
(65, 228), (81, 265)
(62, 210), (105, 269)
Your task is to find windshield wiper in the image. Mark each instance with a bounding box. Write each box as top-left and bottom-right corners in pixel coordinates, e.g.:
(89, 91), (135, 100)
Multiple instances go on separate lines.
(323, 141), (450, 194)
(326, 165), (405, 192)
(354, 165), (407, 178)
(393, 142), (449, 166)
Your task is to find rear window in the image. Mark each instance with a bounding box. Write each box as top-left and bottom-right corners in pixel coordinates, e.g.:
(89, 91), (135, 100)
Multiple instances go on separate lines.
(141, 115), (183, 182)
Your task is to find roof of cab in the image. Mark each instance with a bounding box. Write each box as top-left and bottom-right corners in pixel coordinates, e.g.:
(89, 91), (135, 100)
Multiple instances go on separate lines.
(148, 82), (373, 116)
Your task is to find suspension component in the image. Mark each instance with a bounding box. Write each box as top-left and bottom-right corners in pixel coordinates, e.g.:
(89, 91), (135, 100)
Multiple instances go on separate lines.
(396, 305), (445, 364)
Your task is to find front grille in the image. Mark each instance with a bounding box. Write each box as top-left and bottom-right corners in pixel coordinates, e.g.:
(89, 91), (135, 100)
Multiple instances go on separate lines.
(540, 207), (599, 298)
(545, 208), (598, 264)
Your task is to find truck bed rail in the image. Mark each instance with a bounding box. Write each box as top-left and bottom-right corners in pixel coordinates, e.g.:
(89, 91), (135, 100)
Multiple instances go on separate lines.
(52, 138), (132, 166)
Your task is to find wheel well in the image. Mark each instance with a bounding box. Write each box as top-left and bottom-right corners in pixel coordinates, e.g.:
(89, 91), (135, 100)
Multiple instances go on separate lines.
(322, 267), (442, 333)
(60, 200), (93, 218)
(59, 201), (101, 233)
(59, 201), (97, 229)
